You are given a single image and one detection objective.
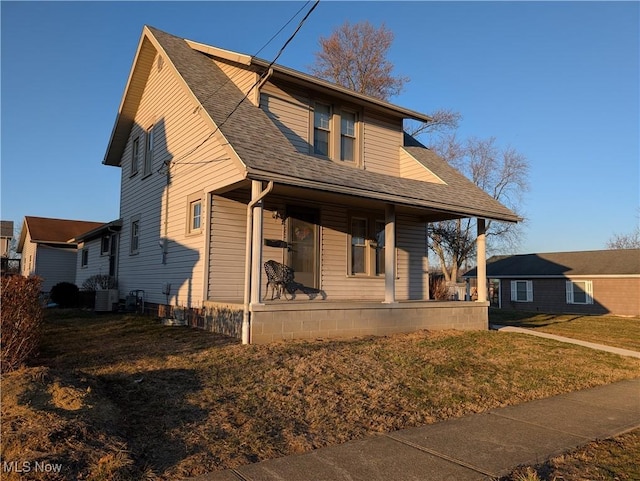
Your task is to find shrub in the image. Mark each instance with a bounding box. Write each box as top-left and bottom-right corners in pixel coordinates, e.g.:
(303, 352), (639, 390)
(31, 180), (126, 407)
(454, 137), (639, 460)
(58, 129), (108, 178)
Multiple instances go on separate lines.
(1, 275), (43, 373)
(429, 277), (451, 301)
(50, 281), (79, 308)
(81, 274), (117, 291)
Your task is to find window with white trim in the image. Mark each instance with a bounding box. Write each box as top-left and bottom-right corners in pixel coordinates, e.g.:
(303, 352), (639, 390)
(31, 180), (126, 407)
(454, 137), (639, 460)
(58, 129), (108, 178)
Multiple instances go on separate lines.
(313, 103), (331, 157)
(81, 248), (89, 268)
(510, 280), (533, 302)
(130, 216), (140, 255)
(186, 193), (203, 235)
(348, 214), (387, 277)
(101, 236), (110, 256)
(340, 111), (356, 162)
(143, 126), (154, 176)
(566, 280), (593, 305)
(130, 137), (140, 176)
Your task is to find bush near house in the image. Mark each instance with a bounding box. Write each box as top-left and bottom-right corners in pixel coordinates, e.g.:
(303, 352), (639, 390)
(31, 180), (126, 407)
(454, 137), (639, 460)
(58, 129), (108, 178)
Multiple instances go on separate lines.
(49, 281), (79, 308)
(81, 274), (118, 291)
(1, 275), (43, 373)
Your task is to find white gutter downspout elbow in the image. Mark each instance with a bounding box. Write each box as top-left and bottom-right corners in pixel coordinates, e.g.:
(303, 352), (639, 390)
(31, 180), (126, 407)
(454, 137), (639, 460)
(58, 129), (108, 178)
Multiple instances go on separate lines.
(242, 180), (274, 344)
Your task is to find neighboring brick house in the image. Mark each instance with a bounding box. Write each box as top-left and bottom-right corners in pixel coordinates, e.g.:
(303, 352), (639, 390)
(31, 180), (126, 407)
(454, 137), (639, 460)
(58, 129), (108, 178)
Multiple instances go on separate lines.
(464, 249), (640, 317)
(102, 26), (518, 343)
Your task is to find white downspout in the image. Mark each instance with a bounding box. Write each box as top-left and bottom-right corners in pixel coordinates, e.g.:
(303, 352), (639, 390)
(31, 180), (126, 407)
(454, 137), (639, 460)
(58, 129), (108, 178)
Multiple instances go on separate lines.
(243, 180), (274, 344)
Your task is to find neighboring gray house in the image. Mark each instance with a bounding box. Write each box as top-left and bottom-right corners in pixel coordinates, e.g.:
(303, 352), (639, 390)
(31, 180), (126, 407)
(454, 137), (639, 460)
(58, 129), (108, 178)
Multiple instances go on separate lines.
(17, 216), (105, 292)
(463, 249), (640, 317)
(103, 26), (519, 343)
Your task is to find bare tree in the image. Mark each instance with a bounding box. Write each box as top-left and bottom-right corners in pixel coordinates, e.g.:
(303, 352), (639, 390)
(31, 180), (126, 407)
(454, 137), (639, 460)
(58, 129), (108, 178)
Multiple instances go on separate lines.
(405, 108), (462, 141)
(606, 211), (640, 249)
(428, 135), (529, 282)
(310, 21), (408, 101)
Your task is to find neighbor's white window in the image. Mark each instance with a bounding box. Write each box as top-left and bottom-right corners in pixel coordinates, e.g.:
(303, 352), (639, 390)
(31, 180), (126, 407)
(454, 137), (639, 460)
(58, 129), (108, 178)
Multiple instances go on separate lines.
(340, 111), (356, 162)
(81, 248), (89, 268)
(130, 217), (140, 255)
(510, 280), (533, 302)
(101, 236), (110, 256)
(313, 103), (331, 157)
(131, 137), (140, 176)
(566, 280), (594, 305)
(143, 126), (154, 176)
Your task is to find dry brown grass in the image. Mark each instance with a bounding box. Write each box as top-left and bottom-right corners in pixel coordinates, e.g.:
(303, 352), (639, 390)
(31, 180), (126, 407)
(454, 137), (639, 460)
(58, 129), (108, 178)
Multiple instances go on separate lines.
(2, 310), (639, 480)
(501, 428), (640, 481)
(490, 310), (640, 352)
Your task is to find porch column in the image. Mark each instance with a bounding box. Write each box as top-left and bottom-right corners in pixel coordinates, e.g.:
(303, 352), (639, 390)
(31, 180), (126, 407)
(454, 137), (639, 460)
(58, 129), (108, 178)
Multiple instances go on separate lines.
(384, 204), (396, 303)
(476, 218), (487, 302)
(251, 180), (264, 305)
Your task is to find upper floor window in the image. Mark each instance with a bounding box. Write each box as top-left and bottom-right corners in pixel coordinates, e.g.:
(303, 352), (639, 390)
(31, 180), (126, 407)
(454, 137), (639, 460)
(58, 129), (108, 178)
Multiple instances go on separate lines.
(130, 137), (140, 176)
(81, 248), (89, 268)
(566, 280), (593, 305)
(510, 280), (533, 302)
(143, 126), (154, 177)
(313, 103), (331, 157)
(341, 112), (356, 162)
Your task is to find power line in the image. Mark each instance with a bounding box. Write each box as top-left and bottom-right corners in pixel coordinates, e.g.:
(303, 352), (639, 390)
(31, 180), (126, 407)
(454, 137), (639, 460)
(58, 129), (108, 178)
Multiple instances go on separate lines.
(168, 0), (320, 168)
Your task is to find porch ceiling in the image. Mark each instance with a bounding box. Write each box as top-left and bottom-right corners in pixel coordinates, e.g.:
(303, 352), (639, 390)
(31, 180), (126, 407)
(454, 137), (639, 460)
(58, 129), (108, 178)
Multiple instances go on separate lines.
(214, 182), (482, 222)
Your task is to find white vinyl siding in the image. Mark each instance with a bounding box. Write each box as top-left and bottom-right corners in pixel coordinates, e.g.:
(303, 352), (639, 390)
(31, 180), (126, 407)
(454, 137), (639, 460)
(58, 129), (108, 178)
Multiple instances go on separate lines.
(34, 245), (77, 292)
(213, 59), (259, 98)
(566, 280), (594, 305)
(510, 280), (533, 302)
(75, 237), (114, 288)
(362, 112), (402, 176)
(116, 49), (244, 308)
(208, 194), (247, 301)
(399, 147), (445, 184)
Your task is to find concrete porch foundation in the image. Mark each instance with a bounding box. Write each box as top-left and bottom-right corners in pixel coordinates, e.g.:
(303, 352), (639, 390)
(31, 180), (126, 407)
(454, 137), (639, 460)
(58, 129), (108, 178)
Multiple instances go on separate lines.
(204, 300), (489, 344)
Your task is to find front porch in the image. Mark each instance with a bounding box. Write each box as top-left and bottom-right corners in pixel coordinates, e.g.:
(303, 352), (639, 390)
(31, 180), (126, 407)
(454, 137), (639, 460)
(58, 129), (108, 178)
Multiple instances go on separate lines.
(203, 299), (489, 344)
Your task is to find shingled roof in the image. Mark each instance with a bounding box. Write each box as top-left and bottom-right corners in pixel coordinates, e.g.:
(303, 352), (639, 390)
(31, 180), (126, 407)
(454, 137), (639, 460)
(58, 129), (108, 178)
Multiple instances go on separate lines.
(17, 216), (105, 253)
(463, 249), (640, 278)
(105, 26), (519, 223)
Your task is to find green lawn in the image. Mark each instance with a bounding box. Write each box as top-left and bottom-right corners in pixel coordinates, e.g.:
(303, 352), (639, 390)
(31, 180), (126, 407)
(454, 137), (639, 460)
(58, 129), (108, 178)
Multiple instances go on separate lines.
(489, 310), (640, 352)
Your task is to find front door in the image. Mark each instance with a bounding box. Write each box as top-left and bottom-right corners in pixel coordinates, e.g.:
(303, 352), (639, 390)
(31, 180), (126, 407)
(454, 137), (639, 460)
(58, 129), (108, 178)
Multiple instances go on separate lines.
(287, 207), (319, 289)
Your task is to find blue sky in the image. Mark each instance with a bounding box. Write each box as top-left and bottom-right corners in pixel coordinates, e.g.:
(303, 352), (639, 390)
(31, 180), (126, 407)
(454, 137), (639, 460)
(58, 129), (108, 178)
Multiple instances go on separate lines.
(1, 1), (638, 254)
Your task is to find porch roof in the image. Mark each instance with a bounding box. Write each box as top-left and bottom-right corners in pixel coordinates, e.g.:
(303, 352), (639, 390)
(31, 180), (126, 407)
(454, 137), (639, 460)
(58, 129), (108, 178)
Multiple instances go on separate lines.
(107, 26), (520, 223)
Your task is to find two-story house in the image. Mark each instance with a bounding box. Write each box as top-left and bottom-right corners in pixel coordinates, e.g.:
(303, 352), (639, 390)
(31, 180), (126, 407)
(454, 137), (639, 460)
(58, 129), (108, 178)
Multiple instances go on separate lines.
(103, 26), (519, 343)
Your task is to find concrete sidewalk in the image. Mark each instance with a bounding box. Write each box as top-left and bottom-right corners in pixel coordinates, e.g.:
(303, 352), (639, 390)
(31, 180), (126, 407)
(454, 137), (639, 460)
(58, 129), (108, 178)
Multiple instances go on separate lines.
(491, 324), (640, 359)
(187, 378), (640, 481)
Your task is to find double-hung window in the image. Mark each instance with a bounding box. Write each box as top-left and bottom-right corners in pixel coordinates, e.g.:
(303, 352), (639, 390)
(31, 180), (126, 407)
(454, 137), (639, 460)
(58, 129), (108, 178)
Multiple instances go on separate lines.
(101, 236), (110, 256)
(130, 137), (140, 176)
(340, 112), (356, 162)
(510, 280), (533, 302)
(81, 249), (89, 268)
(187, 193), (203, 234)
(143, 126), (154, 176)
(313, 103), (331, 157)
(350, 218), (367, 274)
(349, 214), (387, 277)
(130, 216), (140, 255)
(566, 280), (593, 304)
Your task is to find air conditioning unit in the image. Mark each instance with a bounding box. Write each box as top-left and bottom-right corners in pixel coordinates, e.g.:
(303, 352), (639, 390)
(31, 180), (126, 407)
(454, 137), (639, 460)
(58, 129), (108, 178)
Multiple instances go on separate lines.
(95, 289), (119, 312)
